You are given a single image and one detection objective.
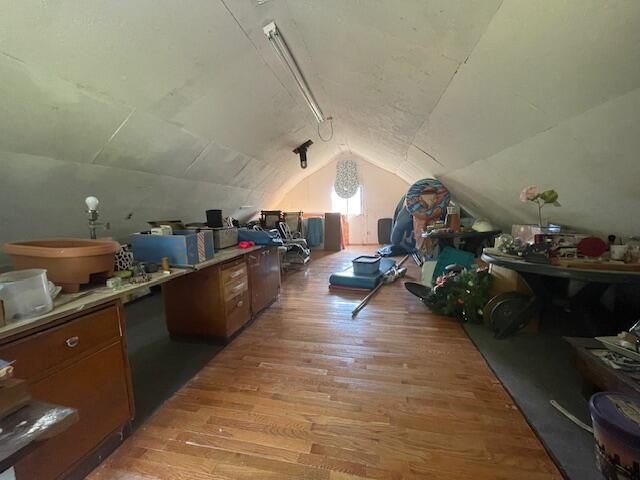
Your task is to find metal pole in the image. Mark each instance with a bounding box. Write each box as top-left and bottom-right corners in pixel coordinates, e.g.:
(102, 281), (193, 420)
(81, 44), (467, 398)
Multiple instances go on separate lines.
(351, 255), (410, 318)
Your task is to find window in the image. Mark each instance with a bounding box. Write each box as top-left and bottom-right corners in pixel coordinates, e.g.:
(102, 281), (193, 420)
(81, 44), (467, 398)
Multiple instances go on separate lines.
(331, 186), (362, 215)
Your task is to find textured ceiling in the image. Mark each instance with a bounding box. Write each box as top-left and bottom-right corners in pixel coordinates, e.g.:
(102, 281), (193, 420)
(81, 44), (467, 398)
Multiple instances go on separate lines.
(1, 0), (639, 243)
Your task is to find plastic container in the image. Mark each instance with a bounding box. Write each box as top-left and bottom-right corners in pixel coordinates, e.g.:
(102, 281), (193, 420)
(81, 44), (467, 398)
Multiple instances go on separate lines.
(352, 256), (381, 275)
(445, 205), (461, 232)
(212, 227), (238, 250)
(0, 269), (53, 322)
(3, 239), (119, 293)
(589, 392), (640, 478)
(130, 229), (214, 266)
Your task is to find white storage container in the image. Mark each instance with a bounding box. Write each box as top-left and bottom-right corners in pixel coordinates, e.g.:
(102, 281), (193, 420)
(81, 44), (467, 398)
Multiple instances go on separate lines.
(0, 269), (53, 322)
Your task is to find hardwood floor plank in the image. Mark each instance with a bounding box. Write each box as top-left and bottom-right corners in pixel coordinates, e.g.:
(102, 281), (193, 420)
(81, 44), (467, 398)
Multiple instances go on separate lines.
(89, 247), (561, 479)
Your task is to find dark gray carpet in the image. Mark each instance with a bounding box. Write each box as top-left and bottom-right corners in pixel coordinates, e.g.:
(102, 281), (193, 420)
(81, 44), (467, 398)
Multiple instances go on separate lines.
(464, 323), (601, 480)
(124, 291), (223, 427)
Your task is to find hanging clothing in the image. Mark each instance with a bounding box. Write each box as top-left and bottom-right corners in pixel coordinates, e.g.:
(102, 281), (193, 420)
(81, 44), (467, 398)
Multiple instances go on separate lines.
(305, 217), (323, 247)
(340, 214), (350, 248)
(405, 178), (450, 220)
(405, 178), (450, 249)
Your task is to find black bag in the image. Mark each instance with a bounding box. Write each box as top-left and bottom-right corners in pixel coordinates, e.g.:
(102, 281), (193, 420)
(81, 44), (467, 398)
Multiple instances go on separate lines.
(377, 218), (392, 244)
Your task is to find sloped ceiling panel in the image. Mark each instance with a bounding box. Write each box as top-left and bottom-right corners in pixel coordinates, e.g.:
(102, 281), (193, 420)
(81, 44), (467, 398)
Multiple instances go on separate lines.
(0, 0), (639, 254)
(414, 0), (640, 235)
(284, 0), (502, 176)
(443, 88), (640, 235)
(223, 0), (502, 178)
(0, 56), (130, 165)
(0, 0), (343, 254)
(418, 0), (640, 171)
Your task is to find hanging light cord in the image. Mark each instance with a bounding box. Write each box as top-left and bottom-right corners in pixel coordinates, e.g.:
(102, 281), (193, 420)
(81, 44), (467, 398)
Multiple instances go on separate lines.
(318, 116), (334, 142)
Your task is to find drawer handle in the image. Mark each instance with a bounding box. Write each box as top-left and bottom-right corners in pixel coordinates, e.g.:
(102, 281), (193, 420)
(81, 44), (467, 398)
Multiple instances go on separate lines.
(236, 300), (244, 308)
(231, 282), (245, 293)
(65, 336), (80, 348)
(229, 269), (243, 279)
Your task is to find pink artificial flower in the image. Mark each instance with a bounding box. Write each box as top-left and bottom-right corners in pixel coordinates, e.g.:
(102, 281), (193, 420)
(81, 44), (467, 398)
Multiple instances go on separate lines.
(520, 185), (538, 202)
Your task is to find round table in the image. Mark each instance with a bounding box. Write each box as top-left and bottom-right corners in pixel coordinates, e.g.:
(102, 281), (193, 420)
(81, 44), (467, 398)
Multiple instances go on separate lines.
(481, 251), (640, 336)
(481, 252), (640, 285)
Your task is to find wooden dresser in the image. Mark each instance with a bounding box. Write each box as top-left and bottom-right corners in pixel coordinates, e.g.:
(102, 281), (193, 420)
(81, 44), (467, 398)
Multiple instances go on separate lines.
(247, 246), (281, 315)
(0, 302), (134, 480)
(0, 245), (280, 477)
(163, 246), (280, 340)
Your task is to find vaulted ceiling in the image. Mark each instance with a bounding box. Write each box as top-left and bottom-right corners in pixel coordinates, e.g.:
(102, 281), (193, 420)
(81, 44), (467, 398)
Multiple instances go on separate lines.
(1, 0), (639, 243)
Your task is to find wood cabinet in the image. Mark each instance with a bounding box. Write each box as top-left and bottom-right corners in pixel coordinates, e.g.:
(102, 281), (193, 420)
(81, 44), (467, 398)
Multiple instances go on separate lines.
(0, 303), (134, 480)
(163, 256), (251, 339)
(163, 247), (279, 340)
(247, 246), (281, 315)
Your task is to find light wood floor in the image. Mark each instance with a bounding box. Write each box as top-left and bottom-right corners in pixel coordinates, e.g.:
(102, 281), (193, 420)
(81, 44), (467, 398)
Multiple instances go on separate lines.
(90, 247), (561, 480)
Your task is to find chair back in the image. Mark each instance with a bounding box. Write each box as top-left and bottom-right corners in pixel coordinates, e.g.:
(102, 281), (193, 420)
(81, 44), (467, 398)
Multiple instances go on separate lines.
(278, 221), (293, 241)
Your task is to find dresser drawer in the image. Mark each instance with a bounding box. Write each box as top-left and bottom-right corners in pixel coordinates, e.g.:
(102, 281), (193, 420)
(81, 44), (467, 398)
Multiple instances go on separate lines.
(15, 342), (132, 480)
(223, 277), (248, 302)
(221, 261), (247, 285)
(225, 290), (250, 337)
(0, 305), (122, 381)
(225, 292), (248, 316)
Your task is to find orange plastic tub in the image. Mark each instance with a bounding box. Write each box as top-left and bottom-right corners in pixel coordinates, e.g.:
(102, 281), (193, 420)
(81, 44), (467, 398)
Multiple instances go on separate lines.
(3, 239), (119, 293)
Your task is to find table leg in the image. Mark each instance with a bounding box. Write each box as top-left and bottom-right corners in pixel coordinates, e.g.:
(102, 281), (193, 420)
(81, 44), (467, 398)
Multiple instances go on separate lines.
(568, 282), (614, 336)
(520, 274), (616, 336)
(518, 272), (550, 311)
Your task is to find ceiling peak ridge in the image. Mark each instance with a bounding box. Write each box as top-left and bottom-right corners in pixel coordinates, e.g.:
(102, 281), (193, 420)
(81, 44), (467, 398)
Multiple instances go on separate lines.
(219, 0), (304, 109)
(407, 0), (505, 153)
(409, 143), (444, 168)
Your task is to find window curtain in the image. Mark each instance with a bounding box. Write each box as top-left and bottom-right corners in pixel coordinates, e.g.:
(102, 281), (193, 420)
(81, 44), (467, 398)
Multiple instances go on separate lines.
(334, 159), (360, 199)
(340, 214), (349, 247)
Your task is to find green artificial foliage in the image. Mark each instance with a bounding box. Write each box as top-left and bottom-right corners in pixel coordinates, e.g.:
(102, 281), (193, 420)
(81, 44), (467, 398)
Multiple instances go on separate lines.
(424, 268), (492, 323)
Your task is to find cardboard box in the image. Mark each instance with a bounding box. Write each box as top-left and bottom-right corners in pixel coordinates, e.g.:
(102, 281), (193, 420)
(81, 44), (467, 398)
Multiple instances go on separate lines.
(0, 378), (31, 419)
(512, 224), (560, 244)
(130, 229), (214, 266)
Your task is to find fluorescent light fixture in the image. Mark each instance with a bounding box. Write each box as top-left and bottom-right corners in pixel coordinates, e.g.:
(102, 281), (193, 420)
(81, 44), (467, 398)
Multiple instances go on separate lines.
(263, 21), (325, 124)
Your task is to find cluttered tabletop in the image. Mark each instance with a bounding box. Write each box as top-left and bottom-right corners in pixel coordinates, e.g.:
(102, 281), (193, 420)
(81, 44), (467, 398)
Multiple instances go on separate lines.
(0, 244), (264, 342)
(482, 248), (640, 284)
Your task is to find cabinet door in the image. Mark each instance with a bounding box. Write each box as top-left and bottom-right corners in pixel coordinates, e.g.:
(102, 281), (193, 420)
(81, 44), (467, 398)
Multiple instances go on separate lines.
(15, 342), (132, 480)
(0, 305), (121, 381)
(225, 290), (250, 337)
(247, 250), (264, 314)
(264, 247), (281, 303)
(163, 265), (222, 337)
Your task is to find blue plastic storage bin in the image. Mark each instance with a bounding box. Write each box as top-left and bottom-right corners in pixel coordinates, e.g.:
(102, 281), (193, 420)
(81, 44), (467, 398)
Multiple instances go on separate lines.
(237, 228), (284, 246)
(330, 258), (396, 289)
(352, 256), (381, 275)
(130, 229), (214, 266)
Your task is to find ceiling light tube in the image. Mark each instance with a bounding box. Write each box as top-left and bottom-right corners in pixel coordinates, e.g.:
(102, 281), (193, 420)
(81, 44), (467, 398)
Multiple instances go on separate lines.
(263, 21), (325, 124)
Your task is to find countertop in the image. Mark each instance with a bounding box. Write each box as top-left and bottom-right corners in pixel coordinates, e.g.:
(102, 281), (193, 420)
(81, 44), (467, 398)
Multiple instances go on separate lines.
(421, 229), (501, 239)
(0, 245), (263, 342)
(189, 245), (263, 270)
(482, 248), (640, 284)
